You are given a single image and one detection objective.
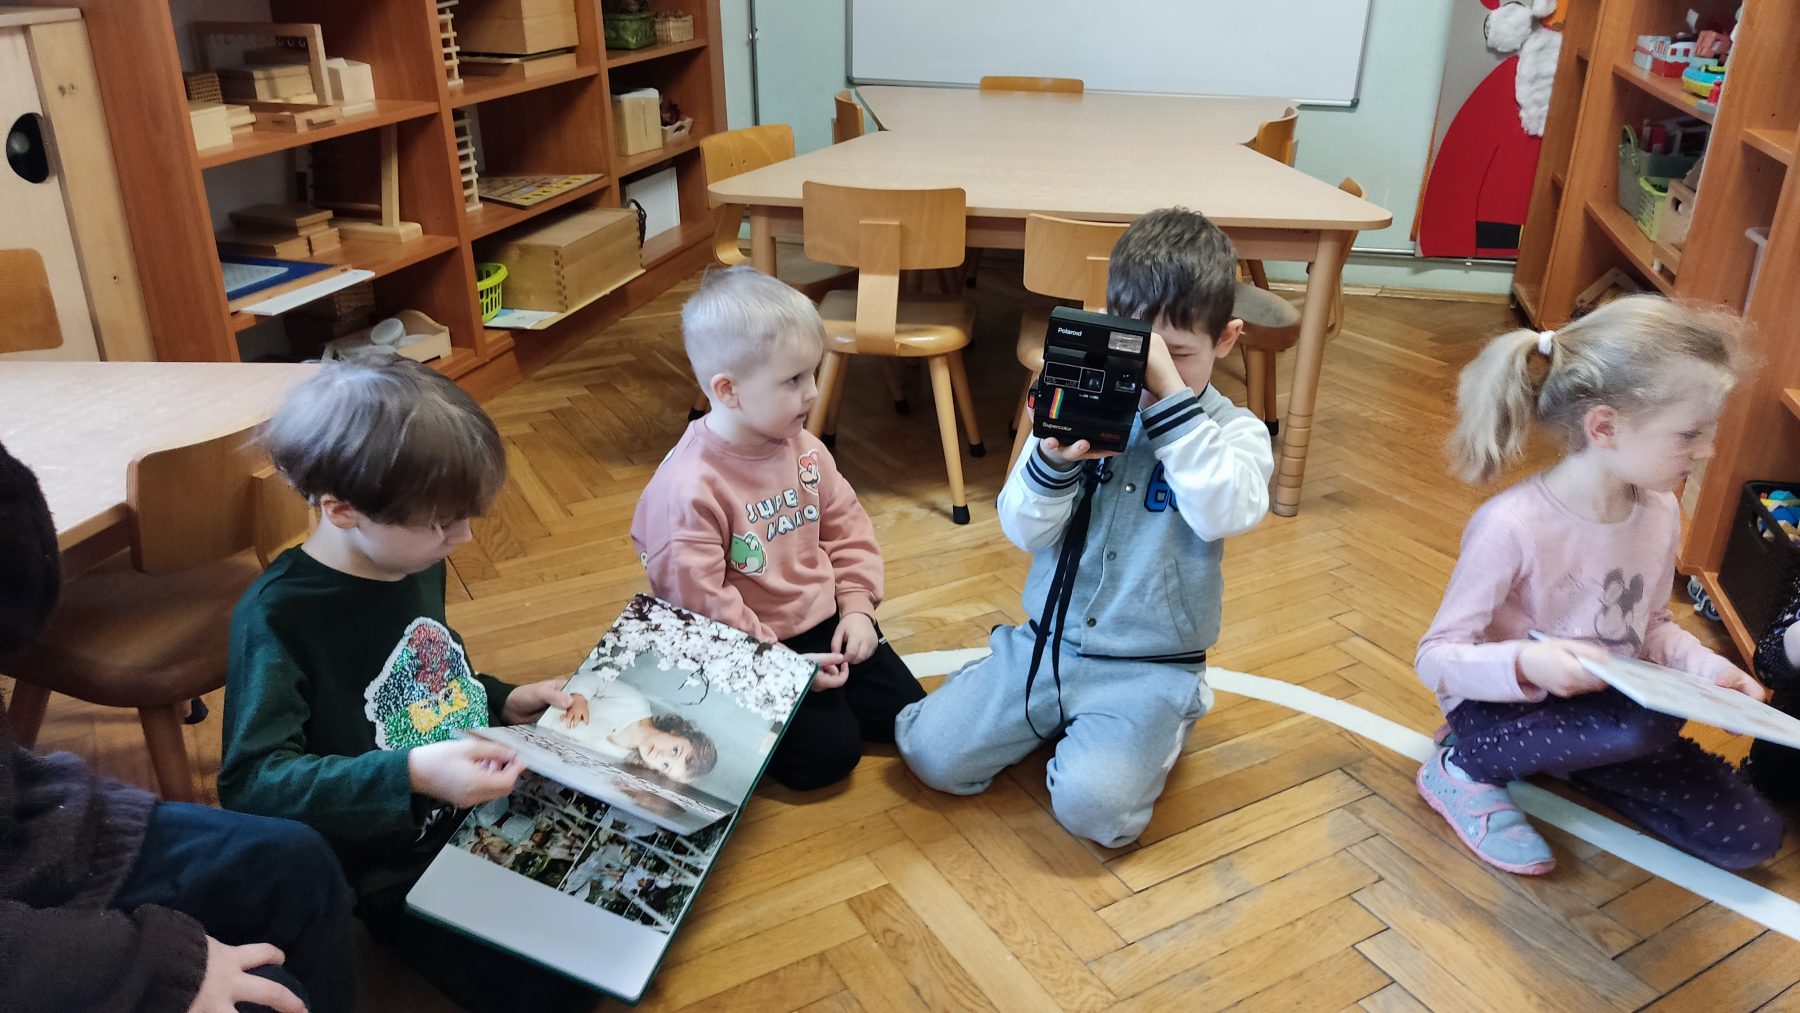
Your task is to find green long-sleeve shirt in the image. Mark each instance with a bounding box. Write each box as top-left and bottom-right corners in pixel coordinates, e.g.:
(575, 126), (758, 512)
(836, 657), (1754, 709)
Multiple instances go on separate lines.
(219, 548), (515, 899)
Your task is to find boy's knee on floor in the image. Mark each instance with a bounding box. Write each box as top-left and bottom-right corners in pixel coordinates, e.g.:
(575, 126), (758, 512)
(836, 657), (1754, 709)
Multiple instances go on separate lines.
(1048, 772), (1147, 848)
(896, 737), (991, 796)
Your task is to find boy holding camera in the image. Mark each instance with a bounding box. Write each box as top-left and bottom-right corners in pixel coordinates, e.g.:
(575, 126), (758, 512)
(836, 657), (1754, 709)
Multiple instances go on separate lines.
(630, 266), (925, 792)
(896, 208), (1274, 847)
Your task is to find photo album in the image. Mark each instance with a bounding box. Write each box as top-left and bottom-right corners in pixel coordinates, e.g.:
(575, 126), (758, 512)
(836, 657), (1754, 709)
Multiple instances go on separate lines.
(406, 595), (815, 1002)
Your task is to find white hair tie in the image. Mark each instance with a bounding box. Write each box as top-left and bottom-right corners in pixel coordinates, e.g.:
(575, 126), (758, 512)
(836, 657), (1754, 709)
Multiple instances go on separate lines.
(1536, 330), (1555, 356)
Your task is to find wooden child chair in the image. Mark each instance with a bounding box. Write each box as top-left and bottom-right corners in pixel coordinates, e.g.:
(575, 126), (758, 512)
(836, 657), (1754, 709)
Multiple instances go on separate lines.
(699, 124), (854, 301)
(0, 249), (62, 352)
(802, 182), (984, 524)
(833, 89), (864, 144)
(1240, 106), (1299, 290)
(3, 425), (313, 802)
(1233, 177), (1364, 434)
(1008, 214), (1129, 471)
(978, 75), (1085, 94)
(693, 123), (860, 417)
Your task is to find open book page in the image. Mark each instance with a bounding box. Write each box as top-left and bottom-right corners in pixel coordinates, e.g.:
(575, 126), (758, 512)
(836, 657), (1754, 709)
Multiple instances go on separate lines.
(1578, 654), (1800, 751)
(470, 595), (814, 833)
(409, 771), (733, 1001)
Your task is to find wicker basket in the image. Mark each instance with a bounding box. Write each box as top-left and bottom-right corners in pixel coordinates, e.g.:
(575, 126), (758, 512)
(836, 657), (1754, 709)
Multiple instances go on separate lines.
(655, 13), (694, 44)
(604, 11), (656, 50)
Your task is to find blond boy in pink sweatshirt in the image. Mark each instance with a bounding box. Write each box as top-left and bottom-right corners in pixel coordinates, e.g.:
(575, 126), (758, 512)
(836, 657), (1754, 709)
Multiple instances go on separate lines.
(630, 267), (924, 791)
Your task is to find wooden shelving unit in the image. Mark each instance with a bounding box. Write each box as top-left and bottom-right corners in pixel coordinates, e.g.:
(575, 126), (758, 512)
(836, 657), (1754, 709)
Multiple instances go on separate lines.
(13, 0), (724, 399)
(1516, 0), (1800, 661)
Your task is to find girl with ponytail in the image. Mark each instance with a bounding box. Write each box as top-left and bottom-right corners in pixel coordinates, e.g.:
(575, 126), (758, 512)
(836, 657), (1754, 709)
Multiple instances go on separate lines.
(1415, 294), (1780, 875)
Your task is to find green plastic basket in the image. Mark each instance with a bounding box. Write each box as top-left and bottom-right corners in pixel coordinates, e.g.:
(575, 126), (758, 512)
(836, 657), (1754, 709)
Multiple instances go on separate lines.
(475, 262), (507, 322)
(604, 11), (656, 50)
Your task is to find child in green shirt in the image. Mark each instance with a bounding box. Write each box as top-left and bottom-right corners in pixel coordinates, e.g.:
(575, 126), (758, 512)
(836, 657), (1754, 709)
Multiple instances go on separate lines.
(219, 354), (592, 1012)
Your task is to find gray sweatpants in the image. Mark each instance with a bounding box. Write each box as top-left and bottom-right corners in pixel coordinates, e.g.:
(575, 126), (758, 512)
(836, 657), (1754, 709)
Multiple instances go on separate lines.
(895, 623), (1212, 847)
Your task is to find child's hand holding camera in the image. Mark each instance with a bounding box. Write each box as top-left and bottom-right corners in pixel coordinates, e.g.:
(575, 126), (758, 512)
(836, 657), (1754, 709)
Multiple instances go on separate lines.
(1143, 331), (1187, 400)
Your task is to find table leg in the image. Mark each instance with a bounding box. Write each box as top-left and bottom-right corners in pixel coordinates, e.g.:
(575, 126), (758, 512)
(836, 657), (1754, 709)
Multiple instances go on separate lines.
(1272, 231), (1351, 517)
(750, 207), (776, 274)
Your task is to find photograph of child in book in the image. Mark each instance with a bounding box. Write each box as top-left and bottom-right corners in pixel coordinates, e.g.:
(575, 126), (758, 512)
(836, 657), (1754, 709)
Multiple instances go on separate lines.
(468, 595), (813, 833)
(449, 772), (730, 935)
(896, 208), (1276, 848)
(629, 265), (927, 792)
(1415, 295), (1782, 876)
(216, 354), (597, 1013)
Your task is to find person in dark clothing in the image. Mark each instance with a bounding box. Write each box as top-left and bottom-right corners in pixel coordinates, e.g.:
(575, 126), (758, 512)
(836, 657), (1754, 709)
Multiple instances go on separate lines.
(0, 440), (356, 1012)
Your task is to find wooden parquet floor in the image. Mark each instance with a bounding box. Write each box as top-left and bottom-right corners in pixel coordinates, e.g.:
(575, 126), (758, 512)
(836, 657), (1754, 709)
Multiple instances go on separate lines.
(20, 258), (1800, 1011)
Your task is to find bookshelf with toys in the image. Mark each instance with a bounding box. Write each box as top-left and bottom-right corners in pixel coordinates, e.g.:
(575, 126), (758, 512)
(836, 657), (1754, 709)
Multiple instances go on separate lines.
(1513, 0), (1800, 661)
(10, 0), (723, 397)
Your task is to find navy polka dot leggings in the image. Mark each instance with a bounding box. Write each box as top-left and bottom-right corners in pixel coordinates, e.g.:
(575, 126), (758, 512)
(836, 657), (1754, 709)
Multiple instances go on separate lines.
(1446, 689), (1784, 870)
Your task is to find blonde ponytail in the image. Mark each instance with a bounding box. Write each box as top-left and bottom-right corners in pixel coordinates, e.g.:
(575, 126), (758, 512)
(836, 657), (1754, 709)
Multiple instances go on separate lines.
(1446, 294), (1747, 485)
(1448, 328), (1546, 483)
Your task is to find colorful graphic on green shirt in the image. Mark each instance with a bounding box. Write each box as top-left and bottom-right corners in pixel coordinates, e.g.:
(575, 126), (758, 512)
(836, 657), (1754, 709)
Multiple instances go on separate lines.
(728, 531), (767, 576)
(363, 617), (490, 750)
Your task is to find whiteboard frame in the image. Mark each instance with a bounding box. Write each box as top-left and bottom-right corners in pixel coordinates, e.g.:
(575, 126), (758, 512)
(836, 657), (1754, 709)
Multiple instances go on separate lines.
(843, 0), (1371, 108)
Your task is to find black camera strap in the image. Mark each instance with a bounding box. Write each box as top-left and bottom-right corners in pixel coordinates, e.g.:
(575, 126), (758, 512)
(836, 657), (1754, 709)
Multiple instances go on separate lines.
(1023, 457), (1111, 739)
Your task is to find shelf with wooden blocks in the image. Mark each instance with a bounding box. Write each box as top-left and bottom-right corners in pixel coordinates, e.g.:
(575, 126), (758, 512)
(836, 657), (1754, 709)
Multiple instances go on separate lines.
(1743, 127), (1796, 166)
(448, 65), (601, 109)
(464, 176), (612, 239)
(615, 134), (700, 177)
(604, 38), (706, 69)
(1610, 59), (1716, 124)
(483, 268), (645, 334)
(195, 100), (442, 170)
(1784, 387), (1800, 423)
(226, 233), (460, 332)
(1697, 570), (1758, 663)
(1581, 199), (1674, 294)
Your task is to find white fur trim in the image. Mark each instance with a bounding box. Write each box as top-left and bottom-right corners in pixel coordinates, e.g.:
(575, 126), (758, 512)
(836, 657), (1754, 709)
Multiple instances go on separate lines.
(1516, 27), (1562, 136)
(1485, 2), (1535, 52)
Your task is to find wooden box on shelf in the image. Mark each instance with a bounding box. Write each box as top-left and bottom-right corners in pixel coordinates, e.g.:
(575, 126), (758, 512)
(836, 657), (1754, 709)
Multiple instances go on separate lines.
(612, 88), (660, 155)
(485, 206), (641, 311)
(456, 0), (577, 55)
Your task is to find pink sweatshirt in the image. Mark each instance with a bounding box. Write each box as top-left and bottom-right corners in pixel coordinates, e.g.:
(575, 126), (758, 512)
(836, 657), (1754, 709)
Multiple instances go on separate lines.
(1416, 475), (1733, 713)
(629, 420), (882, 643)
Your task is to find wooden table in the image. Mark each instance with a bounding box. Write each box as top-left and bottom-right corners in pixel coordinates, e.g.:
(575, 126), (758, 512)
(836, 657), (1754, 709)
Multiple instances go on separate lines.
(857, 85), (1292, 145)
(709, 101), (1392, 515)
(0, 362), (316, 565)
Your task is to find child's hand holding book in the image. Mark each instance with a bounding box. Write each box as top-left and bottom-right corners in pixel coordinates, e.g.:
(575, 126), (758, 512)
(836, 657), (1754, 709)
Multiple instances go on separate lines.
(409, 739), (526, 808)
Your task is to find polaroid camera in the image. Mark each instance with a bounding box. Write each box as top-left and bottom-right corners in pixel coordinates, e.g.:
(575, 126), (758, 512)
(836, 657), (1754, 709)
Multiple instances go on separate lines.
(1029, 307), (1151, 453)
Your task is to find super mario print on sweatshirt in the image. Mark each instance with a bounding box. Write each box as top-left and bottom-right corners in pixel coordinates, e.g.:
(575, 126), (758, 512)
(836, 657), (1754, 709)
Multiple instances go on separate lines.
(631, 421), (883, 644)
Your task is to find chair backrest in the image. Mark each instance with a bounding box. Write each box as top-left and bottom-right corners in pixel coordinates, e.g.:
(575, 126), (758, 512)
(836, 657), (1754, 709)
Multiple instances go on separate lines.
(126, 425), (311, 575)
(979, 75), (1084, 94)
(833, 90), (864, 144)
(1323, 177), (1364, 340)
(1249, 107), (1299, 165)
(699, 124), (797, 268)
(1022, 214), (1128, 310)
(0, 249), (64, 352)
(801, 183), (967, 353)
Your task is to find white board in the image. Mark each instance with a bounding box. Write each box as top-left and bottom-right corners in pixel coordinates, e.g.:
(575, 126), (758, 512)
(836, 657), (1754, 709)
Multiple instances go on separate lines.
(847, 0), (1373, 106)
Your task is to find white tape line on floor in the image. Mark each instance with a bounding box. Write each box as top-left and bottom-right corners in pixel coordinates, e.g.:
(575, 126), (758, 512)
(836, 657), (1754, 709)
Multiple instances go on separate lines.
(902, 649), (1800, 941)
